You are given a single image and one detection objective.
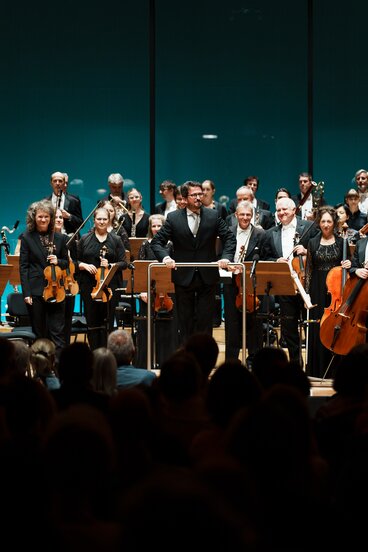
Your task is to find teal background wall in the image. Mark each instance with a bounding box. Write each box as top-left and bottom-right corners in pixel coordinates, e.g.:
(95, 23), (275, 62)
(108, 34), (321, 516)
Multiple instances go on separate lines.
(1, 0), (368, 315)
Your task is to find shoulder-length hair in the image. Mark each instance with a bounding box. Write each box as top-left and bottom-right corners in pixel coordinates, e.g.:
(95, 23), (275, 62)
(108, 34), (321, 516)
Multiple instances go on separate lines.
(26, 200), (55, 232)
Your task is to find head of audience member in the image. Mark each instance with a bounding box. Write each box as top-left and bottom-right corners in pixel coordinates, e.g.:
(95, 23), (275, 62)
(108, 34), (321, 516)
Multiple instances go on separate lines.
(206, 360), (262, 428)
(12, 340), (32, 378)
(251, 346), (289, 390)
(158, 350), (202, 403)
(332, 343), (368, 400)
(30, 338), (57, 380)
(26, 199), (55, 233)
(180, 181), (203, 214)
(355, 169), (368, 194)
(159, 180), (177, 203)
(183, 332), (219, 387)
(58, 342), (94, 387)
(298, 172), (313, 196)
(201, 180), (216, 207)
(107, 329), (136, 367)
(107, 172), (124, 199)
(275, 197), (297, 226)
(50, 171), (66, 196)
(244, 176), (260, 196)
(147, 214), (165, 239)
(92, 347), (117, 396)
(345, 188), (360, 213)
(174, 185), (187, 209)
(235, 200), (254, 230)
(0, 338), (16, 381)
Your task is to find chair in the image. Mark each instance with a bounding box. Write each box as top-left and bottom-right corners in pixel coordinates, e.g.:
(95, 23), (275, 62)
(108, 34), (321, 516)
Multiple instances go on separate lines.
(2, 292), (36, 345)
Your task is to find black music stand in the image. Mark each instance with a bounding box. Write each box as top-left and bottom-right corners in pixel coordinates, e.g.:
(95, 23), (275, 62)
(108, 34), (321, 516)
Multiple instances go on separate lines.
(129, 238), (146, 261)
(244, 261), (296, 347)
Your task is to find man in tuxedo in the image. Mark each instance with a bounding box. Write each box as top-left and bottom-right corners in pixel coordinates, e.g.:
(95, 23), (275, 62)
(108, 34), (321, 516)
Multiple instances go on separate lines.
(47, 171), (83, 235)
(291, 172), (326, 220)
(151, 180), (236, 345)
(223, 200), (266, 363)
(261, 197), (319, 365)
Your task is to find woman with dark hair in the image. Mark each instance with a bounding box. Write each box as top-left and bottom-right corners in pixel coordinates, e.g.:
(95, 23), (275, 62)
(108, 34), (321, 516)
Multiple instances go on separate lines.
(334, 202), (359, 244)
(19, 199), (69, 360)
(305, 206), (351, 379)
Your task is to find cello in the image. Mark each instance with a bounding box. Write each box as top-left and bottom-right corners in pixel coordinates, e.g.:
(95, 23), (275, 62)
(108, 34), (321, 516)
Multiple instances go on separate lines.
(319, 262), (368, 355)
(319, 223), (349, 327)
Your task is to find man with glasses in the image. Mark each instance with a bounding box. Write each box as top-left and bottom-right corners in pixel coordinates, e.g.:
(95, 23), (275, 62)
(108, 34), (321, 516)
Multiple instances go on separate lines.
(151, 180), (236, 345)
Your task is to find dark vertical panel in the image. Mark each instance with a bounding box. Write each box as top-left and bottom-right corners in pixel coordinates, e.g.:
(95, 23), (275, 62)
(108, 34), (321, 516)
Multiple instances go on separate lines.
(149, 0), (156, 212)
(307, 0), (314, 177)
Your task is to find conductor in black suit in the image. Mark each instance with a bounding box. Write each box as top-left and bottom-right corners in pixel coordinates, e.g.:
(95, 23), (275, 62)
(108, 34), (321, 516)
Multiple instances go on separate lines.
(47, 171), (83, 235)
(151, 181), (236, 345)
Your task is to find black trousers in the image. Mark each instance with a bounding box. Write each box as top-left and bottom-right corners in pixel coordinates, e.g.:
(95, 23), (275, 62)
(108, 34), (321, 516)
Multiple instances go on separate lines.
(278, 295), (304, 365)
(80, 287), (110, 350)
(28, 295), (65, 360)
(174, 272), (216, 346)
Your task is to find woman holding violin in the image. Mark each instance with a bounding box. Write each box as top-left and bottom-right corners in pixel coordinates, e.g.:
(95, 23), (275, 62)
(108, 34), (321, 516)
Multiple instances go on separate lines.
(19, 200), (69, 360)
(304, 206), (351, 378)
(77, 207), (127, 350)
(135, 214), (179, 368)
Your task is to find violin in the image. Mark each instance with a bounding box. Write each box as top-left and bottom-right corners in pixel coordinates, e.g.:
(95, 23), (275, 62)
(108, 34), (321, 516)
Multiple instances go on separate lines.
(235, 246), (260, 313)
(291, 232), (306, 286)
(43, 244), (66, 303)
(91, 245), (113, 302)
(63, 259), (79, 296)
(319, 268), (368, 355)
(154, 292), (174, 314)
(319, 223), (349, 328)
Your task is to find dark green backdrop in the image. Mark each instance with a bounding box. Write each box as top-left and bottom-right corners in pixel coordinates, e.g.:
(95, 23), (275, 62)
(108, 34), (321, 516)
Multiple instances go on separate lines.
(1, 0), (367, 311)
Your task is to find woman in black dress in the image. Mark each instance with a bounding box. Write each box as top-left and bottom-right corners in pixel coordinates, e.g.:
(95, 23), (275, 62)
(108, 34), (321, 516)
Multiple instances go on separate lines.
(122, 187), (150, 238)
(305, 206), (351, 379)
(77, 207), (127, 350)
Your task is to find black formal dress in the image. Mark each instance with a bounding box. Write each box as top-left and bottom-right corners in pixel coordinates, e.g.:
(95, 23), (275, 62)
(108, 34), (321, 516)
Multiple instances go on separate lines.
(223, 224), (266, 361)
(134, 240), (179, 369)
(122, 212), (150, 238)
(20, 230), (69, 359)
(151, 206), (236, 345)
(261, 218), (319, 365)
(305, 235), (348, 378)
(77, 231), (127, 350)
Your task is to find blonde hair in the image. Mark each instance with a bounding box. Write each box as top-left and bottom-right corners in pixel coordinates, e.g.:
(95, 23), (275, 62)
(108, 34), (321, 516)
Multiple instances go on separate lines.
(92, 347), (117, 396)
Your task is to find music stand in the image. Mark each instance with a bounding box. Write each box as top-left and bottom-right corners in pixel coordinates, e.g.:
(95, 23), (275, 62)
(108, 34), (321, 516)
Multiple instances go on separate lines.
(0, 265), (13, 325)
(91, 263), (119, 301)
(244, 261), (296, 348)
(124, 261), (174, 369)
(5, 254), (20, 289)
(129, 238), (146, 261)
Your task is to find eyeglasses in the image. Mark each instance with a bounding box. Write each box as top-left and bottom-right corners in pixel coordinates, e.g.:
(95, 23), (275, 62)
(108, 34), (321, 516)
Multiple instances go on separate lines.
(188, 192), (204, 198)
